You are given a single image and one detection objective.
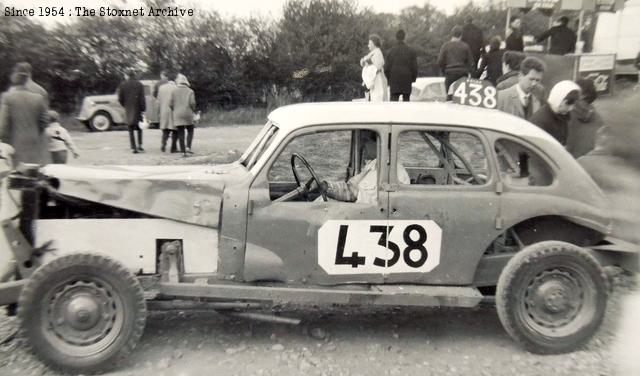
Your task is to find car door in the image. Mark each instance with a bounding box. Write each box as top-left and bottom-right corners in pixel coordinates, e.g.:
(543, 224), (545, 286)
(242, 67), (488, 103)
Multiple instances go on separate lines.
(244, 124), (391, 285)
(386, 124), (501, 285)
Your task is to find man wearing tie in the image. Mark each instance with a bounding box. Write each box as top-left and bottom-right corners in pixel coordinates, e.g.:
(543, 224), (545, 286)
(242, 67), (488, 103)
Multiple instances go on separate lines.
(497, 57), (545, 120)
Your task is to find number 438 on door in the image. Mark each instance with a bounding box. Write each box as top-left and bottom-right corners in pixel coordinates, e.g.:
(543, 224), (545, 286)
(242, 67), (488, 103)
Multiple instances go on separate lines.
(318, 220), (442, 275)
(451, 78), (497, 109)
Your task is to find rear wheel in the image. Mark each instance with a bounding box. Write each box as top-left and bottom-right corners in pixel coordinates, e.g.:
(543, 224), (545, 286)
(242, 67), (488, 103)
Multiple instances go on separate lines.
(18, 253), (146, 374)
(496, 241), (608, 354)
(88, 111), (113, 132)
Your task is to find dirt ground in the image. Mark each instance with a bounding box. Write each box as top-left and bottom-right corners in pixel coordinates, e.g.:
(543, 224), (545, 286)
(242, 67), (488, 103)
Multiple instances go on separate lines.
(1, 88), (639, 375)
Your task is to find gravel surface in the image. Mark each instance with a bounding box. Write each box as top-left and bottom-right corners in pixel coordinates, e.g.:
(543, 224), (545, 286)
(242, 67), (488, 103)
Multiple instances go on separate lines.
(0, 124), (638, 375)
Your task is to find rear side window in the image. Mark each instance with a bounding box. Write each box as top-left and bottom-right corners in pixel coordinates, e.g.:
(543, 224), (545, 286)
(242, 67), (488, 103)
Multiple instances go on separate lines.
(397, 130), (489, 185)
(494, 139), (553, 186)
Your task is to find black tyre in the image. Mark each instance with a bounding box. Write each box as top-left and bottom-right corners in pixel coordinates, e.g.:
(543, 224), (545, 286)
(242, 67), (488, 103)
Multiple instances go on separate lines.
(88, 111), (113, 132)
(496, 241), (608, 354)
(18, 253), (147, 374)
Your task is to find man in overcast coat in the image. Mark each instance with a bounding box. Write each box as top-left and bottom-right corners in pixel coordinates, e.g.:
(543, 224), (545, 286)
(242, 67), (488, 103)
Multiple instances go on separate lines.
(385, 29), (418, 102)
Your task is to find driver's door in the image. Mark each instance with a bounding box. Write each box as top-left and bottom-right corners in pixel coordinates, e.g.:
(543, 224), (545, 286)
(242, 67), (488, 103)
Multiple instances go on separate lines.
(244, 125), (390, 285)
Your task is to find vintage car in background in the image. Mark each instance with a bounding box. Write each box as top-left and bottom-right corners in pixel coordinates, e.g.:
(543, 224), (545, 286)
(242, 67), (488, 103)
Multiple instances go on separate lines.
(0, 102), (637, 373)
(354, 77), (446, 102)
(76, 80), (159, 132)
(410, 77), (446, 102)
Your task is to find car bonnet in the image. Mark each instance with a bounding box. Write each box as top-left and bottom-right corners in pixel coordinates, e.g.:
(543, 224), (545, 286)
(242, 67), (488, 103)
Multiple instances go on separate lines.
(41, 163), (249, 228)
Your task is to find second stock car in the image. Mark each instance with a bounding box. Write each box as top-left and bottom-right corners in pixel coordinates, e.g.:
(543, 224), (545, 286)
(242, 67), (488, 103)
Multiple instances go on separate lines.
(0, 102), (637, 373)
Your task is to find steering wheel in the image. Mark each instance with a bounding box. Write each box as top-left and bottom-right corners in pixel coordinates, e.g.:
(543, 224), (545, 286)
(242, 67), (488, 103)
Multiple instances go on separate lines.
(289, 153), (327, 202)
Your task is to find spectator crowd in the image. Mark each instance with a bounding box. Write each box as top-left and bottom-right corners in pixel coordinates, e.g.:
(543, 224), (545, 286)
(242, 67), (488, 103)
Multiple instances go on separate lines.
(360, 14), (608, 159)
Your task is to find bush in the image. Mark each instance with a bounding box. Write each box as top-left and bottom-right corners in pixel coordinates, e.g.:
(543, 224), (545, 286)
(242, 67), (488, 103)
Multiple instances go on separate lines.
(1, 0), (543, 113)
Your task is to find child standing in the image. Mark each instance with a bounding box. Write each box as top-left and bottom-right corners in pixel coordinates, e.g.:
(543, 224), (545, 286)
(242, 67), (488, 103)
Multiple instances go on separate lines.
(45, 110), (79, 164)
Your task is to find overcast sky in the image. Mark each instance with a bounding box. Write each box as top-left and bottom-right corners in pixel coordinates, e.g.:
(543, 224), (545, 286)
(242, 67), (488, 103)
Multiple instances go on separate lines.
(5, 0), (480, 26)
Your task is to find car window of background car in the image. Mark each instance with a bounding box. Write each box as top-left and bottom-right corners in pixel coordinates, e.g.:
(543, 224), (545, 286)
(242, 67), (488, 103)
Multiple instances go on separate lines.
(494, 139), (554, 187)
(398, 130), (489, 185)
(268, 130), (352, 183)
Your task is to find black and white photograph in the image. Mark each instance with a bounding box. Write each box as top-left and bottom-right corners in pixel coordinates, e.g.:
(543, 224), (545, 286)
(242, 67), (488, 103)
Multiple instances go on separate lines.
(0, 0), (639, 375)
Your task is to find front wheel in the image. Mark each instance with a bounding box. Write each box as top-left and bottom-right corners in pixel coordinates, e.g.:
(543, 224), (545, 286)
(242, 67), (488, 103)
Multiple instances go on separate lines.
(88, 111), (113, 132)
(496, 241), (608, 354)
(18, 253), (147, 374)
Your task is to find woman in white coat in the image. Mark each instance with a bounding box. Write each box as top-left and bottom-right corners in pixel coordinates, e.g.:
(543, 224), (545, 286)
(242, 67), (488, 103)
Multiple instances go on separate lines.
(360, 34), (388, 102)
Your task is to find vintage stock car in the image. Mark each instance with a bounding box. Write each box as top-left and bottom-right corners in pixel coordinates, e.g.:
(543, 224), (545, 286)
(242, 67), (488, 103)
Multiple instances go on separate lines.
(0, 102), (638, 373)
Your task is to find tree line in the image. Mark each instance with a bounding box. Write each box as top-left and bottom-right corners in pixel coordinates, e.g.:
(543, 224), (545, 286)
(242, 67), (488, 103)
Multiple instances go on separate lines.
(0, 0), (551, 113)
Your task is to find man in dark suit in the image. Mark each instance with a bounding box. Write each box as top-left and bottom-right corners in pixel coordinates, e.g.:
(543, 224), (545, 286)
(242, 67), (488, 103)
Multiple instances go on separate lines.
(505, 16), (524, 52)
(497, 57), (545, 120)
(385, 29), (418, 102)
(536, 16), (577, 55)
(117, 69), (146, 153)
(461, 16), (484, 69)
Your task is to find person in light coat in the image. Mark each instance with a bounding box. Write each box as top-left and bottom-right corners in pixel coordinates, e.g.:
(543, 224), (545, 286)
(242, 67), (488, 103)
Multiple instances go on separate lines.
(170, 74), (196, 157)
(360, 34), (388, 102)
(157, 74), (177, 152)
(9, 62), (49, 105)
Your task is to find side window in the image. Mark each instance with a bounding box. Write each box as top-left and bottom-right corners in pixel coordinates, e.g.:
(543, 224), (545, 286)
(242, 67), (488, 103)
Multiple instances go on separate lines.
(268, 130), (352, 184)
(494, 139), (553, 186)
(398, 130), (489, 185)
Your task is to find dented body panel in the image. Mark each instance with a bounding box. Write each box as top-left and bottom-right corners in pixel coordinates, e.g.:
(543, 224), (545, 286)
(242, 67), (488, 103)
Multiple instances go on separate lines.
(41, 162), (250, 228)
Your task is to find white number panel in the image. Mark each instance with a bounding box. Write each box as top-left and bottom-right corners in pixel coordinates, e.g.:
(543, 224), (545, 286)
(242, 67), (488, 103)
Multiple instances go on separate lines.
(451, 78), (497, 109)
(318, 220), (442, 275)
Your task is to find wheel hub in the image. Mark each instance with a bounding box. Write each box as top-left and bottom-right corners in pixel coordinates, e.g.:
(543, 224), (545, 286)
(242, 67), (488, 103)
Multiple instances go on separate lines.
(64, 295), (101, 330)
(525, 269), (582, 328)
(48, 281), (117, 346)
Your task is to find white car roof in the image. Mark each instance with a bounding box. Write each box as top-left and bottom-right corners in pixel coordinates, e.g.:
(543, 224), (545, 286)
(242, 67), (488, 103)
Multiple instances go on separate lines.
(268, 102), (557, 144)
(413, 77), (445, 90)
